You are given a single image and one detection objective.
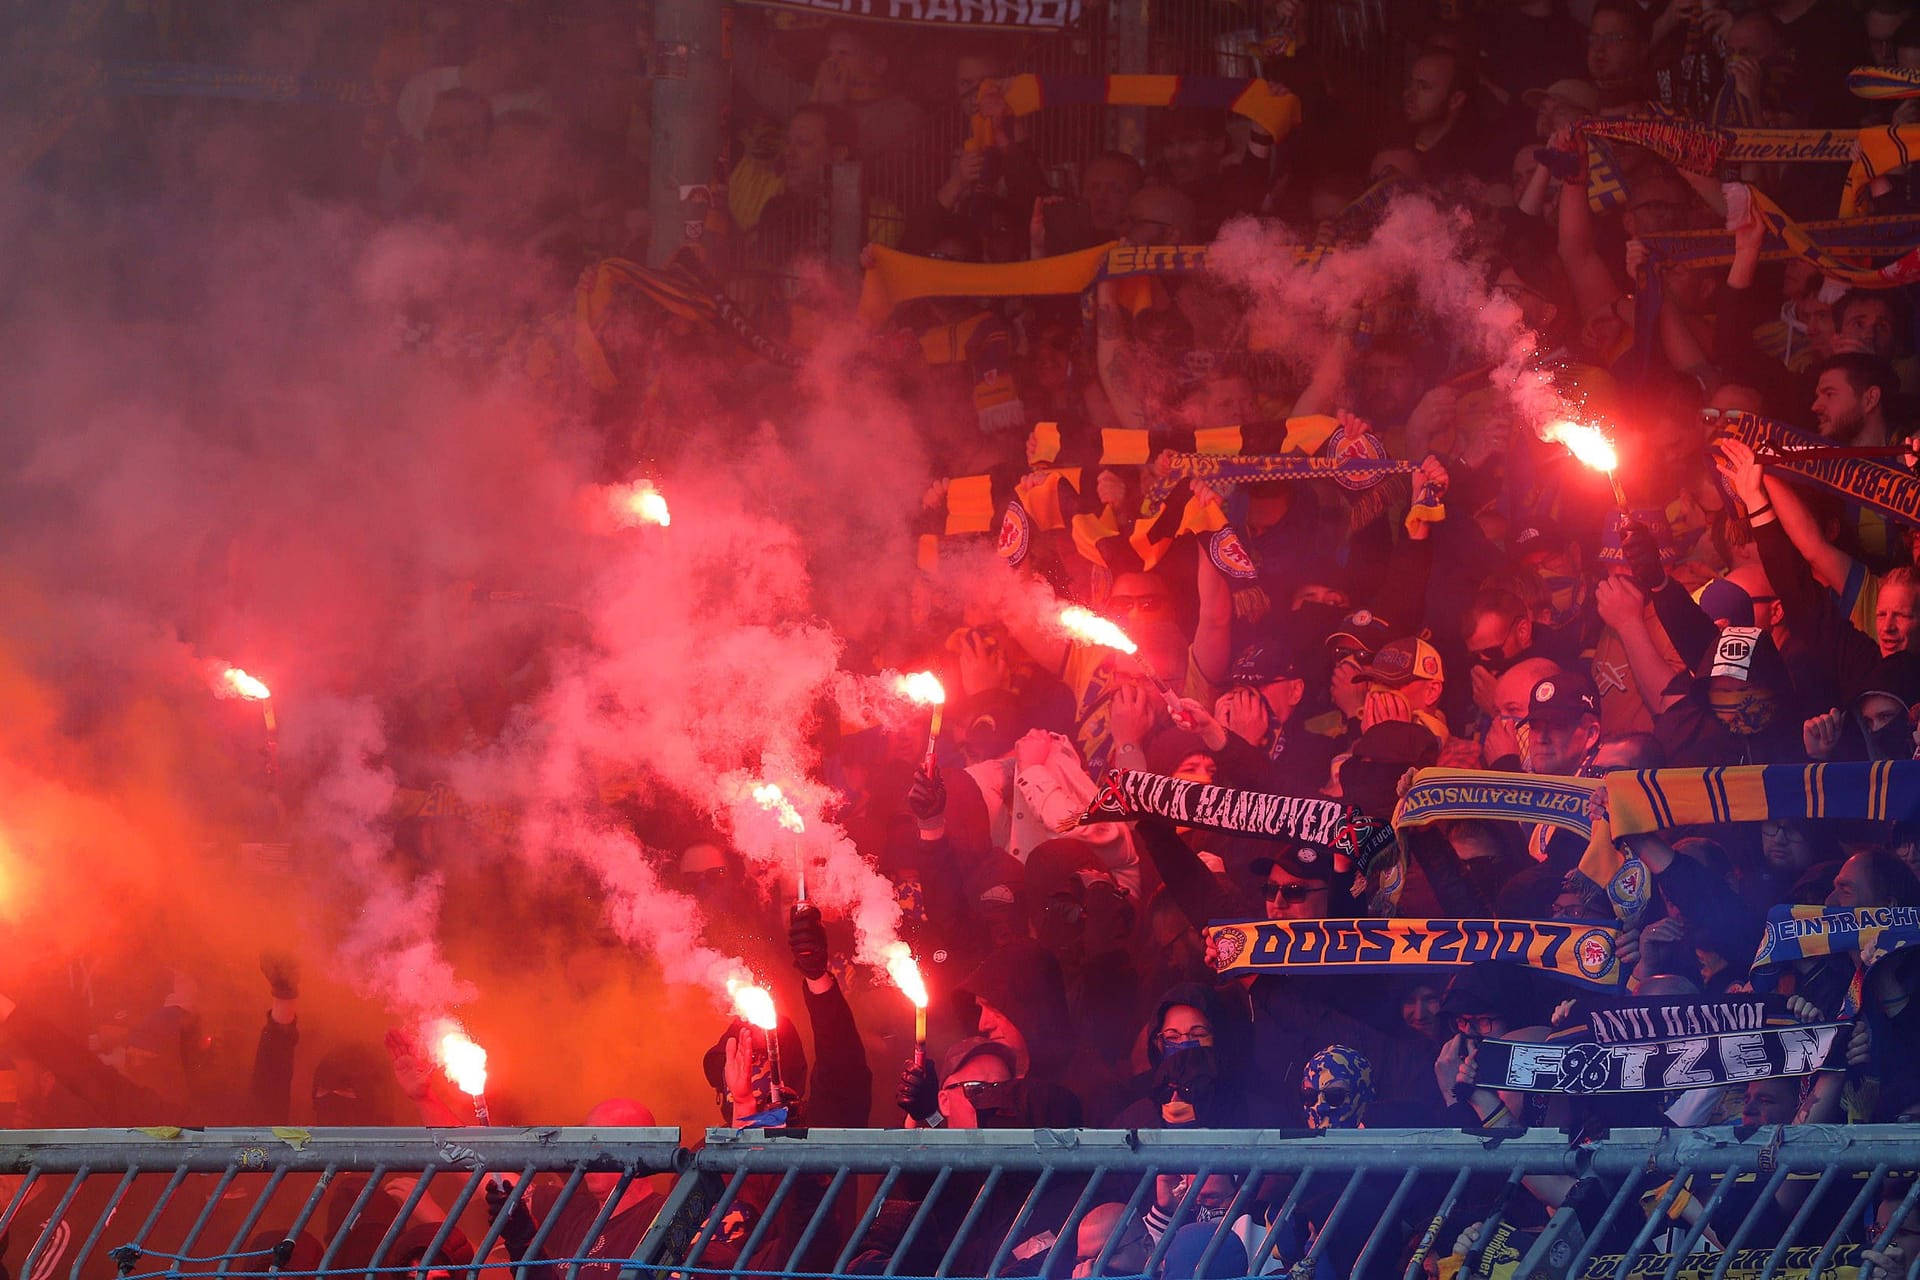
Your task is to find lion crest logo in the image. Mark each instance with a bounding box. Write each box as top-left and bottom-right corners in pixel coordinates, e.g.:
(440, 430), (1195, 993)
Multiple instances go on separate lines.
(1575, 929), (1616, 979)
(1328, 420), (1391, 492)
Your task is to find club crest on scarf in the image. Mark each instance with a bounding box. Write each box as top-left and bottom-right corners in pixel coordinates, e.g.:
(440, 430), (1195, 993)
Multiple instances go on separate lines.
(996, 499), (1032, 566)
(1326, 419), (1392, 492)
(1208, 527), (1258, 580)
(1574, 928), (1618, 980)
(1605, 856), (1651, 925)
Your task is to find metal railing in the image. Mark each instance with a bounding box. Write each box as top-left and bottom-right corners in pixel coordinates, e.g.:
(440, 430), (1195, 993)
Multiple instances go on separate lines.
(3, 1126), (1918, 1280)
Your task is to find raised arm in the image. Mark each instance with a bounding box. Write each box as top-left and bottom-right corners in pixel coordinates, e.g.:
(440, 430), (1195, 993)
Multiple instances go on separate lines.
(1094, 280), (1152, 432)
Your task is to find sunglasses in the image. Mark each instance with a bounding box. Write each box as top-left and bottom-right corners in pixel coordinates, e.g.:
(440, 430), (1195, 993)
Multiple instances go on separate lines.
(1264, 881), (1321, 903)
(1304, 1087), (1352, 1106)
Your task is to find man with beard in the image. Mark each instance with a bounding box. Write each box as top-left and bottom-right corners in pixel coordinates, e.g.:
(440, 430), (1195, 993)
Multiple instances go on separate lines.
(1811, 352), (1900, 447)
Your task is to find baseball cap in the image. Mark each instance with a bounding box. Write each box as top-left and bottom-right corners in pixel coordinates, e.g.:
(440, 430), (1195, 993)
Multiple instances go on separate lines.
(1248, 843), (1335, 883)
(1231, 642), (1302, 686)
(1525, 673), (1599, 722)
(1360, 637), (1445, 687)
(1326, 609), (1393, 653)
(1511, 520), (1570, 561)
(1695, 578), (1755, 628)
(1522, 79), (1599, 113)
(939, 1035), (1020, 1082)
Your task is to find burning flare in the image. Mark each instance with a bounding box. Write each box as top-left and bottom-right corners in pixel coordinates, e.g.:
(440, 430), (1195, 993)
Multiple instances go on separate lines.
(1542, 420), (1619, 475)
(1058, 605), (1138, 655)
(613, 480), (671, 528)
(432, 1021), (489, 1097)
(892, 671), (946, 708)
(882, 942), (928, 1009)
(751, 782), (806, 834)
(217, 666), (272, 701)
(727, 976), (778, 1030)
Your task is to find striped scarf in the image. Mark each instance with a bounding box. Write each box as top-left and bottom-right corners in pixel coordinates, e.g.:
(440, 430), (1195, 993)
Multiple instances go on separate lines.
(573, 254), (802, 391)
(1849, 64), (1920, 100)
(1580, 762), (1920, 890)
(1393, 769), (1600, 843)
(1705, 410), (1920, 525)
(1750, 904), (1920, 977)
(1577, 116), (1920, 216)
(997, 74), (1303, 142)
(1637, 211), (1920, 272)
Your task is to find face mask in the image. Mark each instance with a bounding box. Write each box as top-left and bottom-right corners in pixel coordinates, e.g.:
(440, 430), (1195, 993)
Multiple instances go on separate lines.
(1300, 1045), (1373, 1131)
(1541, 575), (1587, 628)
(1153, 1045), (1219, 1125)
(1865, 716), (1913, 761)
(1708, 687), (1778, 736)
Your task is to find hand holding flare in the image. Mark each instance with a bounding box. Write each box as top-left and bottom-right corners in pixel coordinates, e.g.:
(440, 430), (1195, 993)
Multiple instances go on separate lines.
(432, 1020), (491, 1125)
(1057, 605), (1184, 719)
(1543, 419), (1629, 512)
(893, 671), (946, 768)
(883, 943), (930, 1065)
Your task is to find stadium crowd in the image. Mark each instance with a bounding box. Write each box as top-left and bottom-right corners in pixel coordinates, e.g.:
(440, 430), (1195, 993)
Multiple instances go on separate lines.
(11, 0), (1920, 1275)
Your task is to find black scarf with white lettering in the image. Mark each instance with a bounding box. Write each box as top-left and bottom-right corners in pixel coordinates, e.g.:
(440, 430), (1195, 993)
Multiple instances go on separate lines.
(1082, 768), (1395, 865)
(1476, 993), (1845, 1094)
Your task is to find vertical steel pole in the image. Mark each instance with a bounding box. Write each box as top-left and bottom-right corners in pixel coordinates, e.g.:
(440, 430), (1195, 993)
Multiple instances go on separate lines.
(648, 0), (726, 266)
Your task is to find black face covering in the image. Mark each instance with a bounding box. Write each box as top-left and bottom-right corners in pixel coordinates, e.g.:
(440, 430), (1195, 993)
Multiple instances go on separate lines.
(964, 1078), (1028, 1128)
(1151, 1043), (1221, 1125)
(1862, 710), (1915, 761)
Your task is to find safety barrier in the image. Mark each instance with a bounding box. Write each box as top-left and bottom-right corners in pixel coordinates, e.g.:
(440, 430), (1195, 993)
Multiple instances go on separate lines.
(3, 1126), (1917, 1280)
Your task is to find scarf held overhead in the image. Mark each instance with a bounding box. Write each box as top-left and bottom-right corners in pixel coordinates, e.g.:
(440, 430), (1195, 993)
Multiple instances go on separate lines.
(1579, 761), (1920, 890)
(1707, 411), (1920, 522)
(1749, 904), (1920, 979)
(1082, 768), (1394, 862)
(1577, 115), (1918, 216)
(732, 0), (1082, 30)
(998, 75), (1303, 141)
(1206, 917), (1628, 991)
(1393, 768), (1600, 842)
(1474, 1021), (1844, 1095)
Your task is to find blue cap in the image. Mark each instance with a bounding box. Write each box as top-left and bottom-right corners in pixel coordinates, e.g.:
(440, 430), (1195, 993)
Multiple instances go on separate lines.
(1696, 578), (1755, 628)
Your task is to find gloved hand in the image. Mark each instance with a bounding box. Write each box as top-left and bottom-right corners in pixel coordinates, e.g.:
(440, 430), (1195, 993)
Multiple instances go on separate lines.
(788, 904), (830, 980)
(485, 1177), (537, 1254)
(895, 1060), (937, 1122)
(906, 766), (946, 826)
(1620, 520), (1668, 592)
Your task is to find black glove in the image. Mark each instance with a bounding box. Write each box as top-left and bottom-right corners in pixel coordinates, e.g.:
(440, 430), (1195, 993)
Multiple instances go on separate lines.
(895, 1060), (937, 1122)
(788, 904), (829, 980)
(906, 766), (946, 824)
(1620, 520), (1667, 592)
(486, 1178), (538, 1254)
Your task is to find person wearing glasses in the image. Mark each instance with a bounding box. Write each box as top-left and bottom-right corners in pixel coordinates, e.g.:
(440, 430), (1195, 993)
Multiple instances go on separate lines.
(1110, 982), (1279, 1129)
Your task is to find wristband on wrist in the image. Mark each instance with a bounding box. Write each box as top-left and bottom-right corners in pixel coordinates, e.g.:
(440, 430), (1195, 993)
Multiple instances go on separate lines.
(1745, 502), (1773, 520)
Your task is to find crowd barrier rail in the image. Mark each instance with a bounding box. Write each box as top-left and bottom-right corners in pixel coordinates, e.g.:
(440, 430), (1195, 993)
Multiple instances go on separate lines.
(2, 1125), (1917, 1280)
